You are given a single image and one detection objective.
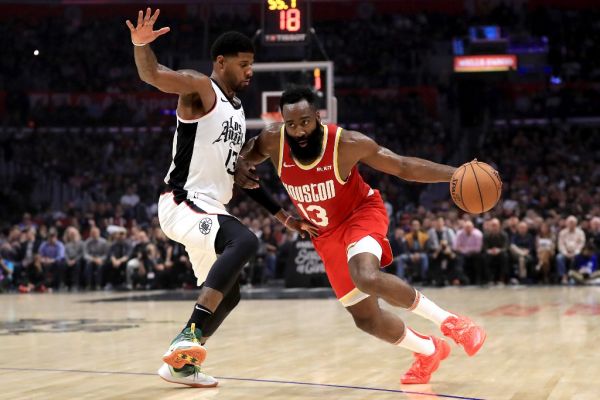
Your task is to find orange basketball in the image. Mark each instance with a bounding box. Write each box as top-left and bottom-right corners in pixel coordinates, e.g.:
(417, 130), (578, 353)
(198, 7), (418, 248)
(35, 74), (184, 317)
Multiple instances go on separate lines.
(450, 160), (502, 214)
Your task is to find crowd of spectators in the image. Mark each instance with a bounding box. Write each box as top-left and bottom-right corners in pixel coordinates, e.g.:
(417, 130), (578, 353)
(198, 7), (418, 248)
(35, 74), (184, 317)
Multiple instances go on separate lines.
(1, 122), (599, 291)
(2, 4), (600, 126)
(2, 193), (599, 293)
(389, 213), (599, 287)
(1, 3), (600, 292)
(0, 201), (295, 293)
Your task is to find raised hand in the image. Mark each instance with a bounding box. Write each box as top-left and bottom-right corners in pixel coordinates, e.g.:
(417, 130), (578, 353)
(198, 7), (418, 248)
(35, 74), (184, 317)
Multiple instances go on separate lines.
(126, 7), (170, 46)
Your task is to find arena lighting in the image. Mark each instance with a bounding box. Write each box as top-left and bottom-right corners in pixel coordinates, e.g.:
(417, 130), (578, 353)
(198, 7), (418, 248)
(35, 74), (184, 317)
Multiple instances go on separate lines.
(313, 68), (322, 91)
(454, 55), (517, 73)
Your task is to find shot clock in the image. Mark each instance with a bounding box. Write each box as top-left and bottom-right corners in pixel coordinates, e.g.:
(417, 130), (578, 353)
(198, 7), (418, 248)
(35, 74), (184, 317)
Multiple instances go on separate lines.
(262, 0), (310, 45)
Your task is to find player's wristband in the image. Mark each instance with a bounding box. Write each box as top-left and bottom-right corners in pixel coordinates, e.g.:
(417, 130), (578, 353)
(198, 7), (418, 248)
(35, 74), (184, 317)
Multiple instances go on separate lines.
(132, 41), (147, 47)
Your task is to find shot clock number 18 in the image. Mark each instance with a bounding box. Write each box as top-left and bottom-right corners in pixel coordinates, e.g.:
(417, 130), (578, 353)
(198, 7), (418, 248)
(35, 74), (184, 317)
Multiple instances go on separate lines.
(262, 0), (310, 44)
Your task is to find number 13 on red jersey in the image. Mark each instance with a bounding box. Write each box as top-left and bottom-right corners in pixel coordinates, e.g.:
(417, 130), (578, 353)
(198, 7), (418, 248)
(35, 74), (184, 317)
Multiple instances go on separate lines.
(297, 203), (329, 227)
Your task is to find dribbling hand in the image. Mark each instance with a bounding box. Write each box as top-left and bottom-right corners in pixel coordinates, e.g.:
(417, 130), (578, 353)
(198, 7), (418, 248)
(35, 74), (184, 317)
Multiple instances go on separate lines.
(126, 8), (170, 46)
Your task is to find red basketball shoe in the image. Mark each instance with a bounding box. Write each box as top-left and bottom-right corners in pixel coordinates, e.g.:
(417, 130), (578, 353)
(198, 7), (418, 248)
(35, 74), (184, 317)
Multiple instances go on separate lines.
(441, 315), (486, 356)
(400, 336), (451, 384)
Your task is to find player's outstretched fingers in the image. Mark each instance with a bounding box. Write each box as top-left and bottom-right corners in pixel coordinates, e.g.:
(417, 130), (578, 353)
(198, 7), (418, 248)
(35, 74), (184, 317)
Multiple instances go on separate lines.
(150, 8), (160, 24)
(156, 27), (171, 37)
(300, 221), (319, 238)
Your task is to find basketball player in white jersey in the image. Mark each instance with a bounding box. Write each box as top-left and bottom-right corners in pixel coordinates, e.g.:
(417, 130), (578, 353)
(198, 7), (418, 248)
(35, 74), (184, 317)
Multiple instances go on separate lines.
(126, 8), (317, 388)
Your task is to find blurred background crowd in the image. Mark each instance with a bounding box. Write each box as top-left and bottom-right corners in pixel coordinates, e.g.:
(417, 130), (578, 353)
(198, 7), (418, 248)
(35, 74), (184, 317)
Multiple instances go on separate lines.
(1, 0), (599, 293)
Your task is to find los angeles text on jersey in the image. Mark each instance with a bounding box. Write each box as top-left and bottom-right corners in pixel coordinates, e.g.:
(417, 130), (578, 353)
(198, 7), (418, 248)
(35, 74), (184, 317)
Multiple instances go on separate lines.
(283, 180), (336, 203)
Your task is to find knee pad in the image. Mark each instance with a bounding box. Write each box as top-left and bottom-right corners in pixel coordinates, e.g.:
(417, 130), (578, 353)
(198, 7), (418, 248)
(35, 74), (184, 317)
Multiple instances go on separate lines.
(347, 235), (383, 262)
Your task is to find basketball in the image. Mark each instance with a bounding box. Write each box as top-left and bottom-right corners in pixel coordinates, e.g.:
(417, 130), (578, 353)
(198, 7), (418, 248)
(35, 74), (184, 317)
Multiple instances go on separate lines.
(450, 160), (502, 214)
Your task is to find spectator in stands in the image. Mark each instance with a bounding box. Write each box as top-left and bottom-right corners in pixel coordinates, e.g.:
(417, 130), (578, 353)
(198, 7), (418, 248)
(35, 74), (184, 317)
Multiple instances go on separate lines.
(567, 244), (599, 285)
(556, 216), (586, 284)
(427, 217), (458, 286)
(19, 254), (48, 293)
(154, 241), (174, 289)
(454, 220), (483, 285)
(535, 222), (556, 284)
(104, 226), (131, 290)
(63, 226), (84, 291)
(120, 184), (140, 208)
(144, 243), (165, 289)
(150, 226), (174, 268)
(0, 255), (14, 292)
(399, 219), (430, 283)
(38, 228), (66, 290)
(588, 217), (600, 253)
(15, 228), (40, 286)
(83, 227), (109, 290)
(18, 213), (38, 232)
(504, 216), (520, 240)
(483, 218), (510, 285)
(510, 221), (536, 283)
(125, 230), (150, 290)
(389, 226), (407, 278)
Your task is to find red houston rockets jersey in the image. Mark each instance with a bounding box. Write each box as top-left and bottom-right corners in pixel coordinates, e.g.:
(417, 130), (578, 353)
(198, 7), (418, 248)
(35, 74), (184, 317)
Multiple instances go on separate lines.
(278, 124), (372, 232)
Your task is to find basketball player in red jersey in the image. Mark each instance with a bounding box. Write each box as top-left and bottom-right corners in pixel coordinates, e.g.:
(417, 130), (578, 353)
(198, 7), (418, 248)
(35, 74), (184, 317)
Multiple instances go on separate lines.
(236, 86), (486, 384)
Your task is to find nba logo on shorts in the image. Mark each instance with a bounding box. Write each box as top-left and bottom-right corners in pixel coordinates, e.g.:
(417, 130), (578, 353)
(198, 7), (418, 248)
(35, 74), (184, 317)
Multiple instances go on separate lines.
(199, 218), (213, 235)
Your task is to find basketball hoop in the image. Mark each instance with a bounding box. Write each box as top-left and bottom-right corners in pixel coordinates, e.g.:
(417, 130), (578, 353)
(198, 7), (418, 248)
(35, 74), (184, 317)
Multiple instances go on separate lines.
(244, 61), (336, 130)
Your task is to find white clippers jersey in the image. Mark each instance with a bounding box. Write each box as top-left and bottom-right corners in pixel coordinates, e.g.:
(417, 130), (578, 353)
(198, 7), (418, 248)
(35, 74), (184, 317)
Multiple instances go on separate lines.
(164, 79), (246, 207)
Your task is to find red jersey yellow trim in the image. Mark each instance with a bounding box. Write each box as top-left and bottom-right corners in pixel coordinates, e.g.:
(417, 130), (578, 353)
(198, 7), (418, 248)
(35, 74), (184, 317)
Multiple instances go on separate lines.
(333, 127), (346, 185)
(277, 125), (285, 176)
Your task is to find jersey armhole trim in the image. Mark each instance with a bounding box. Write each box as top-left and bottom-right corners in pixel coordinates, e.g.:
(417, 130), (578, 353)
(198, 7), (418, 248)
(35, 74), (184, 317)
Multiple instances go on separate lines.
(333, 127), (347, 185)
(176, 91), (218, 123)
(277, 125), (285, 176)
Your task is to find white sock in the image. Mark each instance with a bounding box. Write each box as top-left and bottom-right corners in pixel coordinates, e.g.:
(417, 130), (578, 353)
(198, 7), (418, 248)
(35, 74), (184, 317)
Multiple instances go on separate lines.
(408, 290), (455, 327)
(395, 327), (435, 356)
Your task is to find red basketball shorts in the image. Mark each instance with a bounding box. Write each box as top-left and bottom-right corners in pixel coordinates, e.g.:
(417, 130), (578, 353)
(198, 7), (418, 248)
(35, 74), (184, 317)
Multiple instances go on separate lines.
(311, 189), (392, 306)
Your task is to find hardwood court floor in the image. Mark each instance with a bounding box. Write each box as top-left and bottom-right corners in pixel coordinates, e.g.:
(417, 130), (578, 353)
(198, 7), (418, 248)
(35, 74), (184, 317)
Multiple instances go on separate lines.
(1, 286), (599, 400)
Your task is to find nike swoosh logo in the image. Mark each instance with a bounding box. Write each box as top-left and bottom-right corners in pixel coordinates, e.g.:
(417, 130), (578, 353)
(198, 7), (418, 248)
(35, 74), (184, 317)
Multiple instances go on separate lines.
(221, 98), (229, 103)
(283, 162), (295, 168)
(195, 305), (204, 310)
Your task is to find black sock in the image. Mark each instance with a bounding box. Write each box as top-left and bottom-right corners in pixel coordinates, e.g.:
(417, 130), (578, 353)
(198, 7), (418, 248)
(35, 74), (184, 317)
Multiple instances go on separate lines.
(185, 304), (213, 333)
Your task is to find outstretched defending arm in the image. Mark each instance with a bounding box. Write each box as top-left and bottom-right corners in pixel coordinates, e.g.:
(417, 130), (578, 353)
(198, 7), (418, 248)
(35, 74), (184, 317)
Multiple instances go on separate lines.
(344, 130), (456, 183)
(126, 8), (213, 102)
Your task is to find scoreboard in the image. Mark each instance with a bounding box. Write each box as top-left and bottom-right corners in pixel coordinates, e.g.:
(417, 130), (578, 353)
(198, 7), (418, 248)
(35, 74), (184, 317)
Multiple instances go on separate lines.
(262, 0), (310, 45)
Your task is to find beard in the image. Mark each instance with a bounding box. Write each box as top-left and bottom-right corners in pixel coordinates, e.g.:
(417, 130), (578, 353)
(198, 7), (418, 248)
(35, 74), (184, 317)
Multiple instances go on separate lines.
(285, 124), (324, 163)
